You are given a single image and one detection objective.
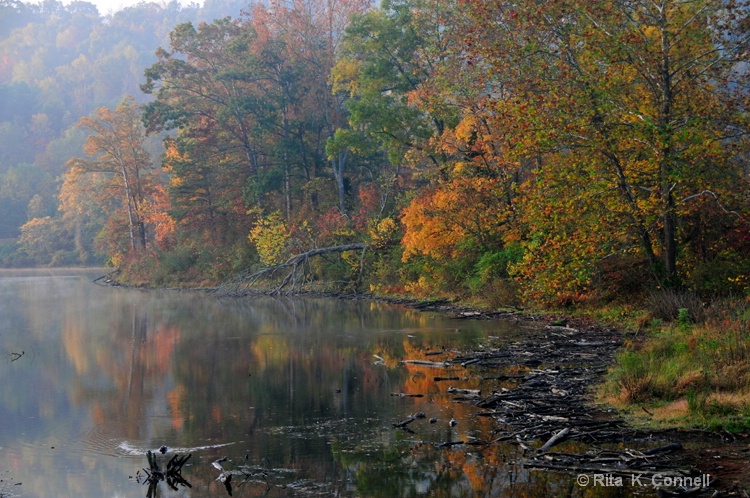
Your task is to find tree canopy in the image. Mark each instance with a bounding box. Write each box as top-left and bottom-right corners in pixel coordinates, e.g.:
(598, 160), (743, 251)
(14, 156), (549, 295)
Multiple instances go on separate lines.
(2, 0), (748, 303)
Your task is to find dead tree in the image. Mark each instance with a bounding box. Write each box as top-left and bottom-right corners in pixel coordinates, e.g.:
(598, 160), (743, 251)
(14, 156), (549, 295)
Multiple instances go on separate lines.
(215, 243), (367, 296)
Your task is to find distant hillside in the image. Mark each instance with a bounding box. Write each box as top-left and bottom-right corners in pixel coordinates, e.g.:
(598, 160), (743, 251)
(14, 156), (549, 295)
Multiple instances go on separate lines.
(0, 0), (247, 243)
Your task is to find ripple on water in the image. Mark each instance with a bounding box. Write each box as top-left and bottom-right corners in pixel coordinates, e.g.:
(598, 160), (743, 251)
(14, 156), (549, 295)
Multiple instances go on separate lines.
(116, 440), (238, 456)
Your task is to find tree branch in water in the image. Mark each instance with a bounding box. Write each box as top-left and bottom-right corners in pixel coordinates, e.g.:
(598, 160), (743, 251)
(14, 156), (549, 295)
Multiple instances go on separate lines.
(215, 243), (367, 296)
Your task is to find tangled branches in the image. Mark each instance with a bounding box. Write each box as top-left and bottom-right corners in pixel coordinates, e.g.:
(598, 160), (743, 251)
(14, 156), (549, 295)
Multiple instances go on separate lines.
(215, 243), (367, 296)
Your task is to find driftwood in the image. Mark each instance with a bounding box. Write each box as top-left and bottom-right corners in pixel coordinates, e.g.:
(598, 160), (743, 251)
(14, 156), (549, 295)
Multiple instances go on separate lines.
(537, 427), (570, 452)
(401, 359), (449, 368)
(393, 413), (425, 428)
(419, 323), (706, 490)
(523, 444), (693, 481)
(447, 387), (481, 396)
(215, 243), (367, 295)
(92, 269), (120, 287)
(643, 442), (683, 455)
(7, 350), (24, 362)
(139, 451), (192, 498)
(211, 456), (273, 496)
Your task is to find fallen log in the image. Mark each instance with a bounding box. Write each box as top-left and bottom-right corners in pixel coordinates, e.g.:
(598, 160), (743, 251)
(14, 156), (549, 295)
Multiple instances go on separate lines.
(522, 460), (694, 481)
(447, 387), (481, 396)
(402, 360), (449, 368)
(393, 416), (418, 428)
(438, 441), (465, 448)
(538, 427), (570, 452)
(642, 442), (683, 455)
(215, 243), (367, 295)
(544, 325), (579, 333)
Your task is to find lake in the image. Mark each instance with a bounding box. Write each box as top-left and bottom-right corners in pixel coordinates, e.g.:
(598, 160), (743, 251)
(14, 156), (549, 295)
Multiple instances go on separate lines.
(0, 269), (650, 497)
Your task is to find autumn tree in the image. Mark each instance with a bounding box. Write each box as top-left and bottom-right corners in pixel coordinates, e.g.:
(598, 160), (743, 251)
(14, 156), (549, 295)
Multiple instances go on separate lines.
(457, 0), (750, 299)
(18, 215), (73, 264)
(64, 97), (157, 261)
(141, 14), (316, 268)
(331, 0), (528, 301)
(141, 0), (375, 283)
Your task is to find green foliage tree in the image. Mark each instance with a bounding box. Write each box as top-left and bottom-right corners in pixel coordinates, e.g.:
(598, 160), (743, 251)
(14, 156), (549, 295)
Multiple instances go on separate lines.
(330, 0), (455, 173)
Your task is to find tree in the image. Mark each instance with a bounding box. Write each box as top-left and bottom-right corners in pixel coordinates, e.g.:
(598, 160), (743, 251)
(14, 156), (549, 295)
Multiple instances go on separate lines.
(254, 0), (370, 215)
(459, 0), (750, 297)
(142, 0), (373, 280)
(65, 96), (156, 256)
(330, 0), (456, 175)
(17, 216), (67, 262)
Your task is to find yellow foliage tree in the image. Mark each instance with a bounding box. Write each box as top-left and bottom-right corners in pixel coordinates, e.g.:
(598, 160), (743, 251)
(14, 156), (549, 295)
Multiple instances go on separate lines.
(248, 211), (292, 266)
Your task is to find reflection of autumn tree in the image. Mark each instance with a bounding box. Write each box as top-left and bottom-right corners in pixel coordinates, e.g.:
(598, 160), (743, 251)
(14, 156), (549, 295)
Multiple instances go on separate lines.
(348, 433), (615, 497)
(63, 304), (180, 439)
(56, 292), (523, 494)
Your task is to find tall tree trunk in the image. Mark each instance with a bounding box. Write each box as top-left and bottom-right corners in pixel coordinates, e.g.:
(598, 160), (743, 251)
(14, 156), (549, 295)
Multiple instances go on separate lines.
(284, 161), (292, 220)
(332, 149), (348, 215)
(120, 165), (138, 252)
(659, 6), (678, 285)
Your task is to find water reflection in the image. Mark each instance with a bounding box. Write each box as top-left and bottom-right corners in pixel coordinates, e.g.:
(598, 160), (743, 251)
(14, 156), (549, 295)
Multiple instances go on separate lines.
(138, 450), (192, 498)
(0, 270), (650, 497)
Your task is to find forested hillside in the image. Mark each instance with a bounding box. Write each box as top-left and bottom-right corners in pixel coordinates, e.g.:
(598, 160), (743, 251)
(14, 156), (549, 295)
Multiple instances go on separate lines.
(2, 0), (749, 306)
(0, 0), (246, 263)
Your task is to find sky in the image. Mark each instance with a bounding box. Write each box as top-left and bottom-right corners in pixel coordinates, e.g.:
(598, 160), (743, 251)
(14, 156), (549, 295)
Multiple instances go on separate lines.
(35, 0), (202, 16)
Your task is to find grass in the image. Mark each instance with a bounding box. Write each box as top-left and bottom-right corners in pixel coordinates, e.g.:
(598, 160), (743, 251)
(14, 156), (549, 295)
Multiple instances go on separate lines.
(600, 296), (750, 432)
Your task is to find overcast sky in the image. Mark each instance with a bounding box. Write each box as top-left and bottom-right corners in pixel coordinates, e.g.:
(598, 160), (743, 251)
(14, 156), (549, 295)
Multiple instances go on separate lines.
(34, 0), (201, 16)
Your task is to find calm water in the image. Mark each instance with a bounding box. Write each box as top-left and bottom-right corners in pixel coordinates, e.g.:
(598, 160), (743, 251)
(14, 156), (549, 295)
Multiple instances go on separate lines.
(0, 269), (647, 497)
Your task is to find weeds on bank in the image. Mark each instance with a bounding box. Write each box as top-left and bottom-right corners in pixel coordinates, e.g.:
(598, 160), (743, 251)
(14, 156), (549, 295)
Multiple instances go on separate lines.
(602, 295), (750, 432)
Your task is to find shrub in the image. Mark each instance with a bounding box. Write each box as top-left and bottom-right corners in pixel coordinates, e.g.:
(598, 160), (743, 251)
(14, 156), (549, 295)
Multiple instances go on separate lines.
(614, 351), (654, 402)
(466, 246), (524, 307)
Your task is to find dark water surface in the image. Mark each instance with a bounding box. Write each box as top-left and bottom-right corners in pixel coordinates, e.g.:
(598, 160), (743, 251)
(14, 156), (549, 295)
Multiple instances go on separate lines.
(1, 269), (648, 497)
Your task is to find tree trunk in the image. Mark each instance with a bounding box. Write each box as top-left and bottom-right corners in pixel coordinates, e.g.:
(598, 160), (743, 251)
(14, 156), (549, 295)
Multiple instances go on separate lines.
(120, 165), (138, 252)
(332, 149), (348, 215)
(659, 9), (678, 286)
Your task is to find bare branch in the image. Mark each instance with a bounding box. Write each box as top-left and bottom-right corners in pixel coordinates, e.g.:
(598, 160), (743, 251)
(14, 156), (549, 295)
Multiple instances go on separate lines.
(215, 243), (367, 296)
(679, 190), (744, 219)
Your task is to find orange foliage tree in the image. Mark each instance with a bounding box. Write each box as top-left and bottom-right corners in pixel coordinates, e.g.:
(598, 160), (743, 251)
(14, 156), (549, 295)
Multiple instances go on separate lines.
(62, 97), (160, 265)
(401, 177), (510, 263)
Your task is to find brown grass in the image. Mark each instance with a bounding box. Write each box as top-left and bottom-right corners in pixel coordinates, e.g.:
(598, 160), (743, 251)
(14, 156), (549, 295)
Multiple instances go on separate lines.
(675, 370), (707, 392)
(618, 373), (653, 403)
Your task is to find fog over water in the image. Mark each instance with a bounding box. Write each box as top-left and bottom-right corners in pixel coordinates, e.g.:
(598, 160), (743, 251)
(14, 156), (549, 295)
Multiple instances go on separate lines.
(0, 269), (527, 496)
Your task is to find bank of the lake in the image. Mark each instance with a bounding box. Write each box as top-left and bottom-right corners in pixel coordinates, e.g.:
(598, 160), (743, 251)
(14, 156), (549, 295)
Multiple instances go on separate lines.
(348, 292), (750, 493)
